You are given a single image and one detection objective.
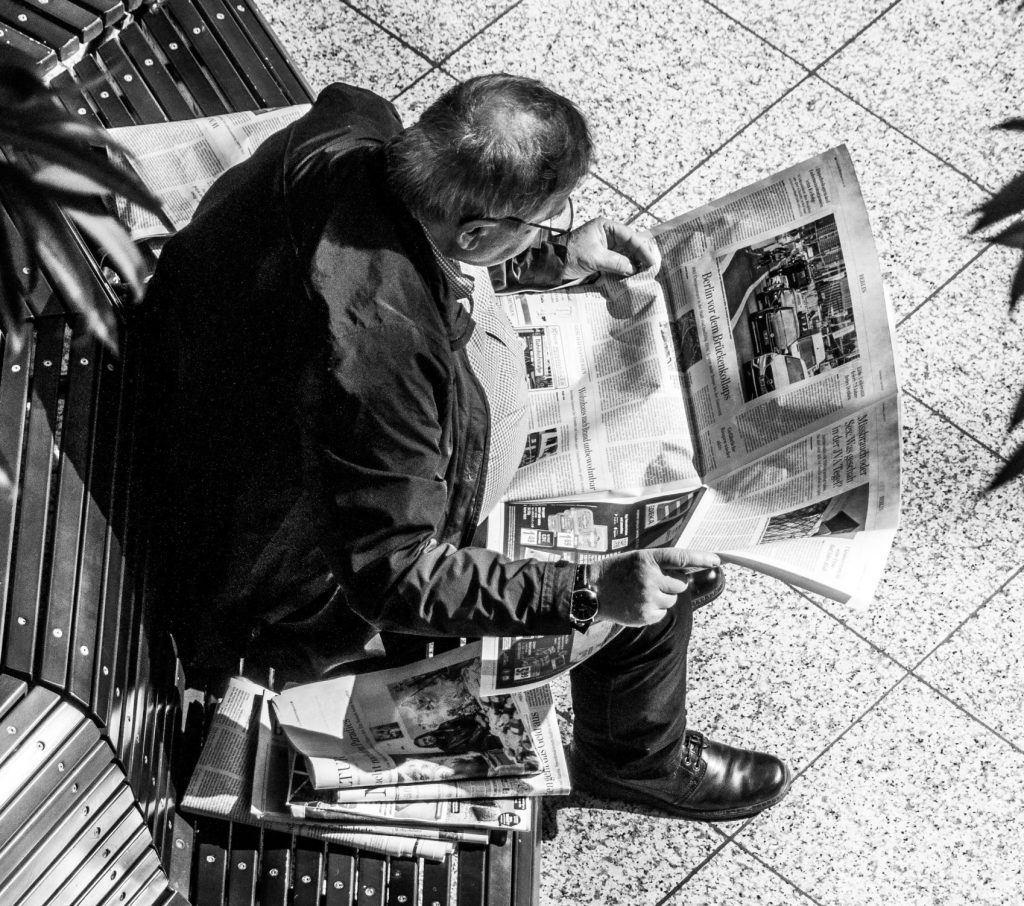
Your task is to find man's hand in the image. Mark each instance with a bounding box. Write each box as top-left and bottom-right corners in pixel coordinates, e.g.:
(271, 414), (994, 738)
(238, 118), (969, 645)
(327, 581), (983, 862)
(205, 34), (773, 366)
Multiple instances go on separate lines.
(588, 548), (721, 627)
(562, 218), (662, 283)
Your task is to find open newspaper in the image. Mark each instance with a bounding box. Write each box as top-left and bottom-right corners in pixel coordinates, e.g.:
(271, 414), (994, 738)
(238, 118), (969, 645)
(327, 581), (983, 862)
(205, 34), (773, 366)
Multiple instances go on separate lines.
(182, 676), (452, 860)
(270, 642), (569, 805)
(482, 146), (901, 694)
(112, 105), (309, 240)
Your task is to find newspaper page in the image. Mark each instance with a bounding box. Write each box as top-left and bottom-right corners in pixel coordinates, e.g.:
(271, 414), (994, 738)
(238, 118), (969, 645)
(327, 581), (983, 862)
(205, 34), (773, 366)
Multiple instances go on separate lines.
(110, 105), (310, 239)
(185, 676), (452, 861)
(272, 643), (546, 789)
(253, 693), (504, 841)
(499, 287), (702, 501)
(654, 146), (900, 604)
(297, 684), (570, 803)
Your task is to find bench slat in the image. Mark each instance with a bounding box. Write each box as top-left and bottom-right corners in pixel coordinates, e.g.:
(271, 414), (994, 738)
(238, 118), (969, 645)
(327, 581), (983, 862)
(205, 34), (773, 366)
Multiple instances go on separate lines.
(222, 0), (312, 104)
(40, 331), (97, 691)
(226, 823), (260, 906)
(456, 845), (487, 906)
(422, 855), (452, 906)
(0, 759), (124, 903)
(119, 22), (198, 121)
(326, 847), (357, 906)
(386, 857), (417, 906)
(143, 7), (231, 117)
(193, 0), (289, 107)
(19, 0), (103, 44)
(292, 836), (325, 906)
(356, 854), (387, 906)
(0, 329), (33, 647)
(165, 0), (258, 111)
(98, 39), (169, 124)
(0, 673), (27, 718)
(74, 54), (136, 127)
(0, 20), (59, 71)
(68, 344), (122, 707)
(257, 828), (291, 906)
(0, 2), (80, 62)
(3, 317), (64, 680)
(485, 834), (514, 906)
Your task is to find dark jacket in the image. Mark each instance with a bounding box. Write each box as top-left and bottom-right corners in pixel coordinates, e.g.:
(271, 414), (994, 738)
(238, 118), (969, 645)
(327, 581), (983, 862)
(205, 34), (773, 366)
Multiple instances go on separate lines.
(140, 84), (573, 680)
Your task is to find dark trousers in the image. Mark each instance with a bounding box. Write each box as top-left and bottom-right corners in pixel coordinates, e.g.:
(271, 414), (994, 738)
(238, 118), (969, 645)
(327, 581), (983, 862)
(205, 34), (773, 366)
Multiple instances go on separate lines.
(569, 595), (693, 778)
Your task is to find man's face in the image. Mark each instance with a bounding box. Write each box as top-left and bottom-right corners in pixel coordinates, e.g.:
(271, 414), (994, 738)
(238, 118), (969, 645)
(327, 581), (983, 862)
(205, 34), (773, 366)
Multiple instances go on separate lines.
(452, 191), (574, 267)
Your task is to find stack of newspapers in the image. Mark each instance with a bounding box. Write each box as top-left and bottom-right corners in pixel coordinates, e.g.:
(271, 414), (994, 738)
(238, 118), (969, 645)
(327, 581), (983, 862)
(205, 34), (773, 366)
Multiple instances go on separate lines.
(181, 641), (569, 860)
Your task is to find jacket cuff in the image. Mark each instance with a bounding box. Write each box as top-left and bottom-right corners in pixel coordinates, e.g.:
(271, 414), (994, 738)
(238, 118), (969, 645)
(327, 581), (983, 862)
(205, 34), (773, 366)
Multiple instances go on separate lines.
(536, 560), (575, 633)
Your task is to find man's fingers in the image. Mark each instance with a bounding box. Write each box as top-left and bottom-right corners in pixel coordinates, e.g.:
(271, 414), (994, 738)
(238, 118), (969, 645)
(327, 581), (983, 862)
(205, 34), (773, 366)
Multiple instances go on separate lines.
(659, 574), (691, 596)
(592, 248), (635, 277)
(603, 221), (662, 273)
(649, 547), (721, 571)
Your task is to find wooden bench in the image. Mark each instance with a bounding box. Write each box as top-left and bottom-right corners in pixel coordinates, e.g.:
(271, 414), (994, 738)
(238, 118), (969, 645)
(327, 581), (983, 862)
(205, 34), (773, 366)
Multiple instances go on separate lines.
(0, 3), (542, 904)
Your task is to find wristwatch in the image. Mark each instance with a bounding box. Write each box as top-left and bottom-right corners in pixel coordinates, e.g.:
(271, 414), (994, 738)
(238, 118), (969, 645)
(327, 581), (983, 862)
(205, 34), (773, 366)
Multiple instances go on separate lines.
(569, 563), (600, 633)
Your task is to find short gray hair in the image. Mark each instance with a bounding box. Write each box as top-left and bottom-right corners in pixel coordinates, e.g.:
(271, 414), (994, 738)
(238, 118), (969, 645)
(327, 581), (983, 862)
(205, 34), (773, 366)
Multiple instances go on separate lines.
(386, 74), (593, 226)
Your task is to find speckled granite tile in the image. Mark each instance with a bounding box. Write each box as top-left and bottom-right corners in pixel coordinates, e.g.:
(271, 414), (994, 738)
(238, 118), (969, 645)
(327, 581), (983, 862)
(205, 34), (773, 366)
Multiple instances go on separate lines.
(917, 571), (1024, 749)
(711, 0), (893, 69)
(441, 0), (806, 206)
(682, 570), (902, 770)
(347, 0), (517, 62)
(816, 395), (1024, 667)
(539, 797), (721, 906)
(389, 68), (457, 123)
(253, 0), (431, 98)
(899, 244), (1024, 460)
(820, 0), (1024, 191)
(665, 842), (817, 905)
(738, 676), (1024, 905)
(649, 77), (988, 318)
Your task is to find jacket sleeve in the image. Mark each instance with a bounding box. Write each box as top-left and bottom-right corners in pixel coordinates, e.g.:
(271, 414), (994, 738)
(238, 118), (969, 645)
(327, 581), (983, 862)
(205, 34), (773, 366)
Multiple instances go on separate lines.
(313, 317), (574, 638)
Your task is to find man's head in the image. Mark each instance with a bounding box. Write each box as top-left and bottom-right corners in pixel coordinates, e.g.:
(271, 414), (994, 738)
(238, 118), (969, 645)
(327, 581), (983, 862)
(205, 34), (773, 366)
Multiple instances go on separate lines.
(387, 73), (593, 266)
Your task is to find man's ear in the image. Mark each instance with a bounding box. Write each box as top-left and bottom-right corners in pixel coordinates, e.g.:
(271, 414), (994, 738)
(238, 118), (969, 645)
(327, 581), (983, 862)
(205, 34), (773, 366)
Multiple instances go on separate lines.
(455, 219), (495, 252)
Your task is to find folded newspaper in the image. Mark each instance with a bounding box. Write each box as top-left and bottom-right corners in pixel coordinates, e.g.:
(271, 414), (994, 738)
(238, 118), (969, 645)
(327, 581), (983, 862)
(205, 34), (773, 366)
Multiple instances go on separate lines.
(181, 676), (454, 860)
(270, 642), (569, 808)
(114, 114), (900, 695)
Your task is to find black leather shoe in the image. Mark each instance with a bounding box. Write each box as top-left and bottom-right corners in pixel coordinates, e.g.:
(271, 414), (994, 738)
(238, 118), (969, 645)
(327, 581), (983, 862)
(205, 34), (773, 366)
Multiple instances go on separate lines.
(568, 730), (792, 822)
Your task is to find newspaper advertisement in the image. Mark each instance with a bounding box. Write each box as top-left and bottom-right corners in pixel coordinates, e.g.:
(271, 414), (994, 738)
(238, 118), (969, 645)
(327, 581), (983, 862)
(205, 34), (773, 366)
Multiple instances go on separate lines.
(253, 693), (510, 840)
(110, 105), (309, 239)
(295, 683), (570, 804)
(272, 643), (557, 791)
(185, 676), (452, 861)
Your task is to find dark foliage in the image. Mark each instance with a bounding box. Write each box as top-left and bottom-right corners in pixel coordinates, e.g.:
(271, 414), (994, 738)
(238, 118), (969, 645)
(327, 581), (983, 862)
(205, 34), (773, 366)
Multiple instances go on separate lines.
(971, 118), (1024, 489)
(0, 51), (167, 354)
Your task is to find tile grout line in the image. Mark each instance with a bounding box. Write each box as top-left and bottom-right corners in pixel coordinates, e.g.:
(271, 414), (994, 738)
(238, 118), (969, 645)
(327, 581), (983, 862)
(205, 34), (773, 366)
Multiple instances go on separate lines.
(720, 837), (828, 906)
(903, 387), (1010, 463)
(434, 0), (526, 68)
(338, 0), (441, 68)
(894, 243), (993, 328)
(651, 837), (732, 906)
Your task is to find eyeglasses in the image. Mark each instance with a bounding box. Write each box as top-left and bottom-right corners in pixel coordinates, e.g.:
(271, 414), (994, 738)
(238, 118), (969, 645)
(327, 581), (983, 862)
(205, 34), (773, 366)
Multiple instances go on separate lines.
(480, 196), (575, 240)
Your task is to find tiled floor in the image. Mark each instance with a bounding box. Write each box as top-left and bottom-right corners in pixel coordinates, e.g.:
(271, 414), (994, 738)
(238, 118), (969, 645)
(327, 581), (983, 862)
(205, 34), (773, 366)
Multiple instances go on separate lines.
(255, 1), (1024, 902)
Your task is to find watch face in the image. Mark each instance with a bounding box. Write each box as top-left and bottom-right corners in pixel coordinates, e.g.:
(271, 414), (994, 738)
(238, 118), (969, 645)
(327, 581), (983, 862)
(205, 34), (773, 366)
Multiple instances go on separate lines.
(571, 589), (599, 621)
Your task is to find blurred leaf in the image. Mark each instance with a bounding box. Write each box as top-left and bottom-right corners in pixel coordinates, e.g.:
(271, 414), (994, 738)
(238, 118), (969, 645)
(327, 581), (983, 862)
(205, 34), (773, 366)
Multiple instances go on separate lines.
(32, 163), (124, 199)
(0, 125), (163, 213)
(989, 442), (1024, 490)
(1010, 385), (1024, 431)
(971, 172), (1024, 232)
(65, 205), (147, 303)
(995, 117), (1024, 131)
(987, 221), (1024, 250)
(1010, 254), (1024, 311)
(2, 173), (119, 351)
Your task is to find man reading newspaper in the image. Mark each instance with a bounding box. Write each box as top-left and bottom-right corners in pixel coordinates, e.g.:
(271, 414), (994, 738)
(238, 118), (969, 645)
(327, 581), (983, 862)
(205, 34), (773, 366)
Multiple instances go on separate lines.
(140, 74), (792, 821)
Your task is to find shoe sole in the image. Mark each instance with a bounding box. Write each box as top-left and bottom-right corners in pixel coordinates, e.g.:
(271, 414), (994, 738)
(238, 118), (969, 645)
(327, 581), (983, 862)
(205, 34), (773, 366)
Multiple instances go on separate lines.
(572, 761), (794, 823)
